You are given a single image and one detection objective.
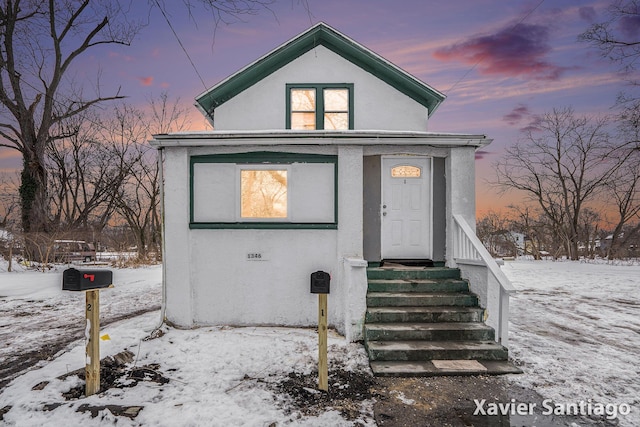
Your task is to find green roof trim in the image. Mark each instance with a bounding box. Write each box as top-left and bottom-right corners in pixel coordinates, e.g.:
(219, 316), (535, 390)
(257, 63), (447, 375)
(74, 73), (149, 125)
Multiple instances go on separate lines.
(195, 22), (446, 123)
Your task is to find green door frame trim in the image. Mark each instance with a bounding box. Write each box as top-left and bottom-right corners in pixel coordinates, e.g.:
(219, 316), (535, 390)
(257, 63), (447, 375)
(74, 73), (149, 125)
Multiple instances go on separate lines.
(189, 151), (339, 229)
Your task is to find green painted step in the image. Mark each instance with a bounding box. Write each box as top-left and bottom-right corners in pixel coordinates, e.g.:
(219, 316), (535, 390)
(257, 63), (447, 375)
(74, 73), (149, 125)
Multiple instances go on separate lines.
(367, 278), (469, 293)
(366, 340), (509, 361)
(365, 306), (485, 323)
(366, 267), (461, 281)
(370, 360), (522, 377)
(367, 292), (478, 307)
(364, 322), (495, 341)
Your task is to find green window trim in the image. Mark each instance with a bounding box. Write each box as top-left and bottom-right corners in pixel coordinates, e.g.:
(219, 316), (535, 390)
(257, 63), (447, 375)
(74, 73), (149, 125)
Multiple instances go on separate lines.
(286, 84), (354, 130)
(190, 152), (339, 229)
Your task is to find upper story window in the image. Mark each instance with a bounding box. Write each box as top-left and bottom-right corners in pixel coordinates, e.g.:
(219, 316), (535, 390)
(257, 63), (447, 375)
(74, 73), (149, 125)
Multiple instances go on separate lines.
(287, 84), (354, 130)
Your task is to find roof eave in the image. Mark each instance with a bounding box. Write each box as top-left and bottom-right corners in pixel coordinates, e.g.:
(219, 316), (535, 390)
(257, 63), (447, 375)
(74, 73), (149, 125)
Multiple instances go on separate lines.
(195, 22), (445, 121)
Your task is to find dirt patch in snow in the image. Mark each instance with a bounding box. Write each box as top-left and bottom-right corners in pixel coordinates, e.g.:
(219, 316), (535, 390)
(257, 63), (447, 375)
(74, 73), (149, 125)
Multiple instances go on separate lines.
(371, 375), (616, 427)
(273, 367), (379, 422)
(57, 349), (169, 400)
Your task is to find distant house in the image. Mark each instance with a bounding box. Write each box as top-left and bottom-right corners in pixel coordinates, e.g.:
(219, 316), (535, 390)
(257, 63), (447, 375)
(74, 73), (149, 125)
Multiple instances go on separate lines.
(151, 23), (514, 353)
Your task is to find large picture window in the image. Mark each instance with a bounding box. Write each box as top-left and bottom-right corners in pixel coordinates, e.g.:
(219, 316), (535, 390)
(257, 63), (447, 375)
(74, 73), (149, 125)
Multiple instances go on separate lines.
(190, 152), (337, 229)
(240, 169), (288, 219)
(287, 84), (353, 130)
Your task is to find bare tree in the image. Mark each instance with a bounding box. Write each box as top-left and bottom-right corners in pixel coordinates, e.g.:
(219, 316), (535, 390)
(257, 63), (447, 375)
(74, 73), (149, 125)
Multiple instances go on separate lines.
(47, 110), (138, 235)
(182, 0), (276, 25)
(508, 204), (555, 260)
(579, 0), (640, 86)
(112, 93), (190, 261)
(476, 211), (517, 257)
(603, 106), (640, 257)
(0, 0), (144, 233)
(578, 208), (601, 259)
(0, 172), (20, 270)
(494, 107), (631, 260)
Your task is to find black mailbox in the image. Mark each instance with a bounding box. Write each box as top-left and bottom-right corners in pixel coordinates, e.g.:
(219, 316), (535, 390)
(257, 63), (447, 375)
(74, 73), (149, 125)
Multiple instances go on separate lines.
(62, 268), (113, 291)
(310, 271), (330, 294)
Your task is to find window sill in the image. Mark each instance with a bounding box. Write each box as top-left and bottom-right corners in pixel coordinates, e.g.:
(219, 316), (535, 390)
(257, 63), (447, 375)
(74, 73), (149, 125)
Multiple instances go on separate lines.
(189, 222), (338, 230)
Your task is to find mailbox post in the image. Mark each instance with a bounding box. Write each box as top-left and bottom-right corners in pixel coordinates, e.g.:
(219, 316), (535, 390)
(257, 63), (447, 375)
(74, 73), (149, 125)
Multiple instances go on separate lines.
(85, 289), (100, 396)
(310, 271), (330, 391)
(62, 268), (113, 396)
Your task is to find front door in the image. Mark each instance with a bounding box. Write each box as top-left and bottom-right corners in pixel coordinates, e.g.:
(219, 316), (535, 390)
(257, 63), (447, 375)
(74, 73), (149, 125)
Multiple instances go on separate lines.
(381, 156), (432, 259)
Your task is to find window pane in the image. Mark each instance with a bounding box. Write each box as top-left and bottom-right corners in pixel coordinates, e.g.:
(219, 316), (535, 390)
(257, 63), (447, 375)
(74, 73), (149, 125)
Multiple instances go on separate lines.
(324, 112), (349, 130)
(291, 89), (315, 111)
(324, 89), (348, 111)
(291, 112), (316, 130)
(241, 170), (287, 218)
(391, 165), (421, 178)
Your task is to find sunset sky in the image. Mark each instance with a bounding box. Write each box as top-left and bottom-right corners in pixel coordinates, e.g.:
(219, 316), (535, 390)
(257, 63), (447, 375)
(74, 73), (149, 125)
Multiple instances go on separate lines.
(0, 0), (633, 217)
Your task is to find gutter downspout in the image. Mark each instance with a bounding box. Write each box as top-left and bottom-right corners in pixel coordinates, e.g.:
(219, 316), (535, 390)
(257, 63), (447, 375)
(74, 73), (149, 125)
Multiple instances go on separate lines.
(155, 147), (167, 331)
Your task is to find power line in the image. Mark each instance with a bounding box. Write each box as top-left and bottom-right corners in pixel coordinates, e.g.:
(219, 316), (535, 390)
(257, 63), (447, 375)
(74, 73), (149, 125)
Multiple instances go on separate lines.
(154, 0), (208, 91)
(445, 0), (546, 94)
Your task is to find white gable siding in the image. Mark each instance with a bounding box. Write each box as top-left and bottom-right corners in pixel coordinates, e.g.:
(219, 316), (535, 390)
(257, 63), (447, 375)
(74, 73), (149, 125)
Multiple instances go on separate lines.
(214, 45), (429, 131)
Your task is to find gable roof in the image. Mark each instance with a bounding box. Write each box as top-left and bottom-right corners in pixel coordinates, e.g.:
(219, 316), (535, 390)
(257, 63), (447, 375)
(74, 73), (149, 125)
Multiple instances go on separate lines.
(195, 22), (446, 124)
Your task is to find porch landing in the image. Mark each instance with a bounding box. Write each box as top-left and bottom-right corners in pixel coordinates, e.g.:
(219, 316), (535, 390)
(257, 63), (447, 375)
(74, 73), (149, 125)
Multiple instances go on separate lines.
(364, 264), (521, 377)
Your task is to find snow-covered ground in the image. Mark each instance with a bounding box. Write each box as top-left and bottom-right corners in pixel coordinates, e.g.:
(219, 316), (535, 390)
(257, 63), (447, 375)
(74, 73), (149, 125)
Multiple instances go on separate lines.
(0, 258), (639, 426)
(0, 262), (162, 391)
(0, 261), (374, 426)
(503, 259), (640, 426)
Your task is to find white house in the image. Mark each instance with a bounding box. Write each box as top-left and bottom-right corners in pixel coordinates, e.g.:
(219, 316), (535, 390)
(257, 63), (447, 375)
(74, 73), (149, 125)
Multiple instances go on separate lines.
(151, 24), (515, 373)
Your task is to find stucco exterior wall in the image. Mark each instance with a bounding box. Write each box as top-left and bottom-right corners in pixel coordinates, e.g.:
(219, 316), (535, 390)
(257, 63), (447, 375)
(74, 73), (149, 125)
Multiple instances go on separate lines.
(432, 157), (447, 263)
(190, 229), (337, 326)
(162, 147), (193, 327)
(445, 147), (477, 266)
(161, 144), (368, 338)
(214, 45), (429, 131)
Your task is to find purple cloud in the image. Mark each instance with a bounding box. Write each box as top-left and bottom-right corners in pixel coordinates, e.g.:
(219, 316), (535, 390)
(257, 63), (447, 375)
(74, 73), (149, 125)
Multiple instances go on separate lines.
(503, 104), (531, 125)
(619, 14), (640, 39)
(579, 6), (597, 23)
(520, 115), (544, 133)
(433, 23), (568, 80)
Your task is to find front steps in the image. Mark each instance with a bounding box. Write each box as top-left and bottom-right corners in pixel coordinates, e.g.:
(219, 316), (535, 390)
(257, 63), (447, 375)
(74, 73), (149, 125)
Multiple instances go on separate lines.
(364, 265), (521, 376)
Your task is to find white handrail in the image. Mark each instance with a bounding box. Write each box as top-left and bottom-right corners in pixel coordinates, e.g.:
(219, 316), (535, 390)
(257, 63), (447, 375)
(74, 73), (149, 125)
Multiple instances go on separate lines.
(453, 214), (515, 346)
(453, 214), (515, 293)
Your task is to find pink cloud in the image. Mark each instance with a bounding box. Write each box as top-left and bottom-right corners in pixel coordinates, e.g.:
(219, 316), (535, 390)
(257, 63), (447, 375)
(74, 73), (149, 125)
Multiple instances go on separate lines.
(433, 23), (570, 81)
(475, 150), (493, 160)
(109, 51), (134, 62)
(139, 76), (154, 86)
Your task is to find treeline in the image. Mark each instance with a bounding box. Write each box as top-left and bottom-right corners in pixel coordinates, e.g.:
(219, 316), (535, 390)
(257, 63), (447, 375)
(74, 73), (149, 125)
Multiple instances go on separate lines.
(491, 104), (640, 261)
(0, 94), (189, 263)
(478, 208), (640, 261)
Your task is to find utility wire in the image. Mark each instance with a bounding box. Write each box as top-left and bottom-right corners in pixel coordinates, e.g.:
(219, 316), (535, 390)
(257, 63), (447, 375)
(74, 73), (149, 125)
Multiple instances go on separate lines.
(1, 3), (197, 151)
(445, 0), (546, 95)
(154, 0), (208, 91)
